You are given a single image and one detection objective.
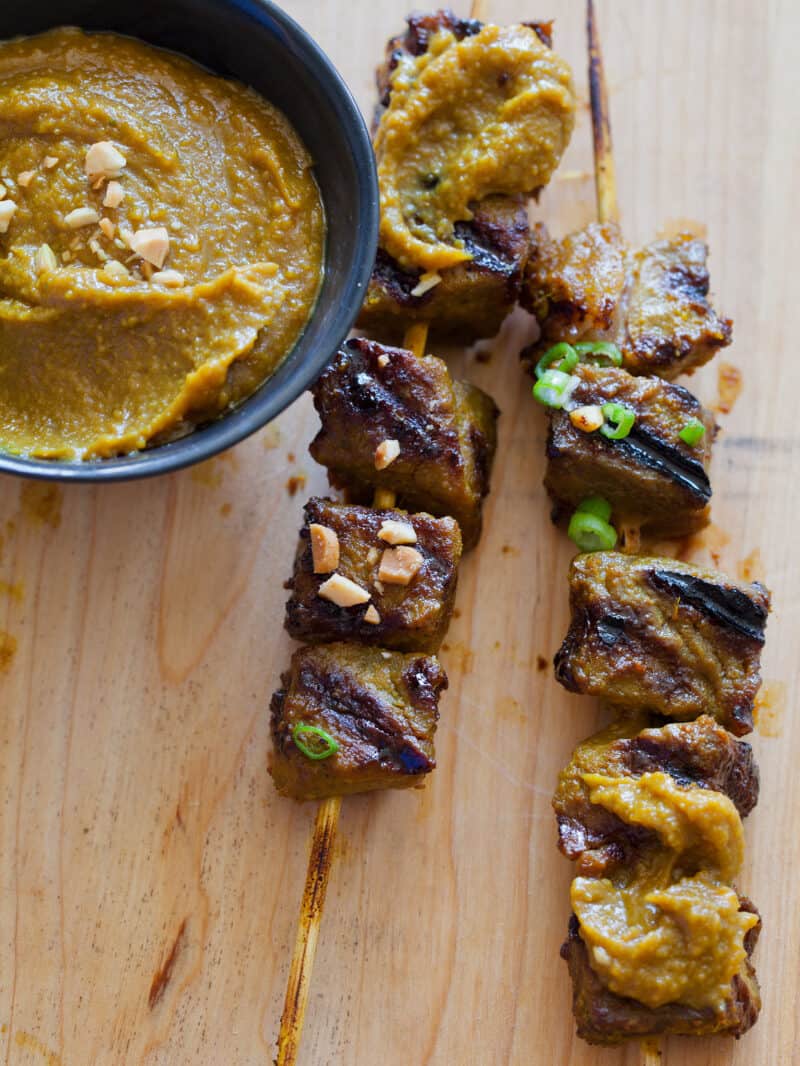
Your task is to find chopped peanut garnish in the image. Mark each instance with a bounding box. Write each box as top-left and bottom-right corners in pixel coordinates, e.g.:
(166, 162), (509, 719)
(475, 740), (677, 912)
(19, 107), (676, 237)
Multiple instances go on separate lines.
(0, 183), (6, 200)
(317, 573), (371, 608)
(366, 547), (380, 567)
(85, 141), (127, 181)
(309, 523), (340, 573)
(104, 181), (125, 209)
(64, 207), (100, 229)
(100, 260), (130, 282)
(0, 200), (17, 233)
(98, 218), (116, 240)
(88, 237), (108, 261)
(17, 171), (36, 189)
(363, 605), (381, 625)
(43, 156), (60, 170)
(129, 226), (170, 268)
(374, 579), (385, 595)
(377, 353), (390, 369)
(35, 244), (58, 273)
(374, 438), (400, 470)
(378, 546), (424, 586)
(152, 269), (186, 288)
(410, 271), (442, 297)
(569, 404), (605, 433)
(378, 519), (417, 546)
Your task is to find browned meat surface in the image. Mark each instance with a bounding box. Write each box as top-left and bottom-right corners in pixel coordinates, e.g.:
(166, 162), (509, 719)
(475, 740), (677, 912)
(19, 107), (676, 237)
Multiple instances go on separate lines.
(375, 8), (551, 102)
(310, 338), (499, 550)
(358, 10), (555, 343)
(560, 903), (761, 1046)
(284, 497), (462, 652)
(544, 363), (717, 538)
(553, 714), (759, 877)
(358, 194), (531, 344)
(269, 642), (447, 801)
(524, 221), (732, 379)
(554, 552), (770, 735)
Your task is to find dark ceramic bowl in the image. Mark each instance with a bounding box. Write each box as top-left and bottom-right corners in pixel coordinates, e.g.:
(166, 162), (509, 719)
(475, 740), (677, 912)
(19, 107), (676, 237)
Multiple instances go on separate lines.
(0, 0), (378, 482)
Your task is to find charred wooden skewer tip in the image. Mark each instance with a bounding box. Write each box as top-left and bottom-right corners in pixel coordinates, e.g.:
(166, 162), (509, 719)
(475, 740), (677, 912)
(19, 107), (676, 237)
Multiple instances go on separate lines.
(276, 795), (342, 1066)
(642, 1042), (663, 1066)
(587, 0), (619, 226)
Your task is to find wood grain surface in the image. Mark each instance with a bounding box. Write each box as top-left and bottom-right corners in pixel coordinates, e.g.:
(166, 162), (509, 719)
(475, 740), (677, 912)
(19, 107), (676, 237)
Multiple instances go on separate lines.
(1, 2), (797, 1063)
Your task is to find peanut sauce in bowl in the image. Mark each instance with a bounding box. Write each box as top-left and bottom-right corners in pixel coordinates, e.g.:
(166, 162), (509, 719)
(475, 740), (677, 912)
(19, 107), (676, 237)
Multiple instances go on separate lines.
(0, 0), (378, 481)
(0, 28), (324, 460)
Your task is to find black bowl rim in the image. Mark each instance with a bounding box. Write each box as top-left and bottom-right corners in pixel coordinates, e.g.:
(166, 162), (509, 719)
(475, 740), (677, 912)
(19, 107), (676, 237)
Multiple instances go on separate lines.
(0, 0), (379, 484)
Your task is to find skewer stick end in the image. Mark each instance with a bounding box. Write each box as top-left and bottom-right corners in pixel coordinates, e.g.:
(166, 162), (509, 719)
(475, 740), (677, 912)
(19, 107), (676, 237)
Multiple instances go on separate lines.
(587, 0), (620, 225)
(641, 1038), (663, 1066)
(276, 795), (342, 1066)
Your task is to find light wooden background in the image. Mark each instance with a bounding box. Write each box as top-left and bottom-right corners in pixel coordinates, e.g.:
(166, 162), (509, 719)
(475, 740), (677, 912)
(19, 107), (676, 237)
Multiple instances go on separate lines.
(0, 2), (797, 1064)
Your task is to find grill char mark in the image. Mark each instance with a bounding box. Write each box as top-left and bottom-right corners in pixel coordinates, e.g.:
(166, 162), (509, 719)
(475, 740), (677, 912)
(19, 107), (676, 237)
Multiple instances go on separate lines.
(649, 569), (768, 643)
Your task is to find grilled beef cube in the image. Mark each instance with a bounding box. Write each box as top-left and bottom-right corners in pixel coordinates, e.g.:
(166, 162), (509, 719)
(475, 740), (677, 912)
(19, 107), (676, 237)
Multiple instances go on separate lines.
(561, 903), (761, 1046)
(376, 9), (552, 100)
(555, 552), (770, 735)
(524, 222), (732, 379)
(545, 364), (717, 537)
(270, 643), (447, 801)
(358, 195), (531, 345)
(358, 12), (555, 344)
(285, 497), (462, 653)
(309, 338), (499, 550)
(553, 714), (759, 876)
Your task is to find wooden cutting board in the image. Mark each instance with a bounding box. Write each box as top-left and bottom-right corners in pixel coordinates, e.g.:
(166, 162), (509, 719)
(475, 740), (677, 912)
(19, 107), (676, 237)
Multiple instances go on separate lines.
(0, 2), (796, 1063)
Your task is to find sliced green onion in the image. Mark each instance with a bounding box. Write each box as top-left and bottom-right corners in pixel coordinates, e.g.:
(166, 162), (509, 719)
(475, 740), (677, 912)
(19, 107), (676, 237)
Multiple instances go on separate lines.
(292, 723), (340, 760)
(576, 495), (612, 523)
(679, 418), (706, 447)
(533, 369), (578, 409)
(600, 402), (636, 440)
(568, 510), (618, 552)
(534, 342), (578, 379)
(575, 341), (623, 367)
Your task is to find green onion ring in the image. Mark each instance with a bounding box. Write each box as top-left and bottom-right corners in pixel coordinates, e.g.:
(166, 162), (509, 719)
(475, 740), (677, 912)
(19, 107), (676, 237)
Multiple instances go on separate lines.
(575, 341), (623, 368)
(679, 418), (707, 446)
(532, 368), (578, 409)
(576, 495), (613, 523)
(292, 723), (340, 760)
(534, 342), (578, 379)
(567, 510), (618, 552)
(600, 402), (636, 440)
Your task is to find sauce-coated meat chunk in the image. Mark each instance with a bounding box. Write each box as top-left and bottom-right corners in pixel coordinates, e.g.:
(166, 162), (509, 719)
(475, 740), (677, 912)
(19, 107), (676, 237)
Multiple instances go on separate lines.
(554, 552), (770, 735)
(359, 195), (531, 344)
(524, 222), (732, 379)
(285, 497), (462, 652)
(553, 713), (759, 877)
(310, 338), (498, 550)
(357, 11), (568, 343)
(269, 643), (447, 801)
(560, 904), (761, 1046)
(545, 364), (717, 537)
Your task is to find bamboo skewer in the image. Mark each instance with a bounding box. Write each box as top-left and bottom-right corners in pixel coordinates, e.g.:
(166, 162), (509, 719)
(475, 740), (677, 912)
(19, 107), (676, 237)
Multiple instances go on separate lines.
(275, 795), (341, 1066)
(587, 0), (618, 227)
(587, 8), (661, 1066)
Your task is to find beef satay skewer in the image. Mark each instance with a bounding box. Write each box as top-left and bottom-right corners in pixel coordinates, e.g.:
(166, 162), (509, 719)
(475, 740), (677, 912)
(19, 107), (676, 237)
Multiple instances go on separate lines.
(277, 4), (539, 1061)
(275, 332), (418, 1066)
(586, 10), (658, 1065)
